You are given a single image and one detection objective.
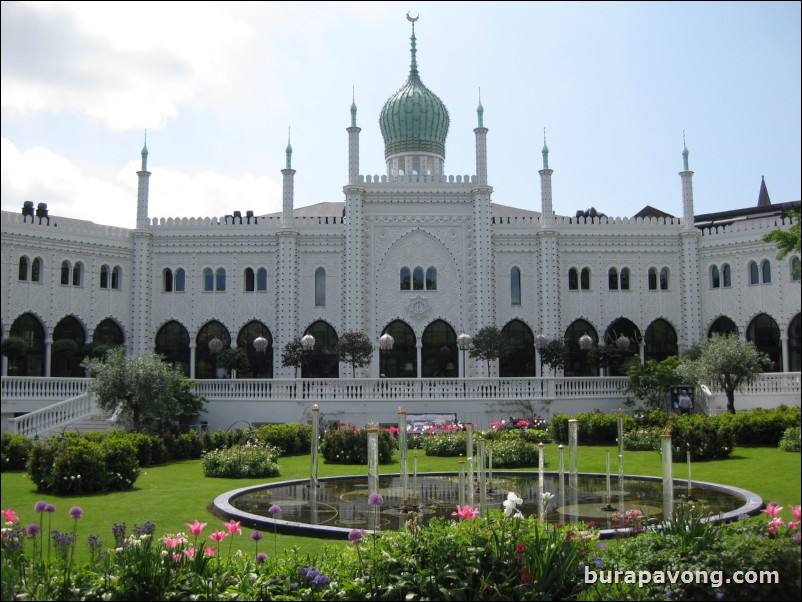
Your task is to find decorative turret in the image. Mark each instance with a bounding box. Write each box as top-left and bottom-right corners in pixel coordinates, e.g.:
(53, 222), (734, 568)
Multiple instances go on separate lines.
(347, 89), (361, 184)
(136, 131), (150, 229)
(379, 15), (449, 177)
(757, 176), (771, 207)
(475, 89), (488, 185)
(282, 129), (295, 228)
(679, 132), (694, 229)
(542, 128), (549, 170)
(539, 128), (554, 226)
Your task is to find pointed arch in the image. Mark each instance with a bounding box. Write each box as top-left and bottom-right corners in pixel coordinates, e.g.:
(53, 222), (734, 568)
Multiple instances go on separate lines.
(155, 320), (190, 376)
(237, 321), (273, 378)
(644, 318), (678, 364)
(421, 320), (457, 378)
(9, 313), (45, 376)
(747, 313), (781, 372)
(302, 321), (338, 378)
(18, 256), (29, 281)
(52, 316), (87, 377)
(604, 318), (642, 376)
(500, 319), (535, 377)
(381, 320), (417, 377)
(564, 319), (599, 376)
(93, 318), (125, 346)
(789, 313), (801, 373)
(708, 316), (738, 338)
(196, 320), (232, 379)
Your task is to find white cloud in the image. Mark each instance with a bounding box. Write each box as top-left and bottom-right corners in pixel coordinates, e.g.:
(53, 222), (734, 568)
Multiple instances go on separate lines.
(1, 138), (283, 228)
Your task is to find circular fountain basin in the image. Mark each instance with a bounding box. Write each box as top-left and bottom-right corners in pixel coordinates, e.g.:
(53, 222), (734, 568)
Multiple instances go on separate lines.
(213, 471), (763, 540)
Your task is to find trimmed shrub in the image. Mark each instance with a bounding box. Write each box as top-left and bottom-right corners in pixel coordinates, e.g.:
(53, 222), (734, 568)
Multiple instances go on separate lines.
(779, 426), (801, 452)
(714, 405), (801, 445)
(321, 424), (393, 464)
(420, 432), (468, 457)
(201, 443), (281, 478)
(28, 438), (109, 494)
(622, 428), (661, 451)
(167, 432), (203, 460)
(1, 433), (34, 471)
(661, 414), (735, 461)
(255, 423), (312, 455)
(487, 439), (543, 467)
(101, 437), (140, 490)
(550, 411), (640, 444)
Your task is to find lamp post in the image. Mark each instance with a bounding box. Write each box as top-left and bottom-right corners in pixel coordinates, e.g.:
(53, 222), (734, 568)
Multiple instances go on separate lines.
(379, 333), (394, 377)
(578, 333), (593, 377)
(534, 333), (549, 396)
(456, 333), (472, 378)
(209, 337), (224, 378)
(253, 335), (269, 378)
(300, 334), (315, 378)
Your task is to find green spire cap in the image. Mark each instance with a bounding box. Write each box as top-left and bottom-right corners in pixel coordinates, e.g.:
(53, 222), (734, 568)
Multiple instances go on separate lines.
(141, 130), (148, 171)
(285, 128), (292, 170)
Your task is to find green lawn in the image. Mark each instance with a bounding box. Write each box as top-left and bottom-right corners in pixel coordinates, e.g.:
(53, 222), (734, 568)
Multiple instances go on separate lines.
(2, 444), (799, 563)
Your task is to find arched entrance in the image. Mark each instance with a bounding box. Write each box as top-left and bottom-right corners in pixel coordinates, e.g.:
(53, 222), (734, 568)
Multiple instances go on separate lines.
(196, 321), (232, 379)
(380, 320), (417, 378)
(422, 320), (457, 378)
(237, 321), (273, 378)
(564, 320), (599, 377)
(155, 321), (190, 376)
(52, 316), (86, 377)
(9, 313), (46, 376)
(747, 314), (782, 372)
(500, 320), (536, 377)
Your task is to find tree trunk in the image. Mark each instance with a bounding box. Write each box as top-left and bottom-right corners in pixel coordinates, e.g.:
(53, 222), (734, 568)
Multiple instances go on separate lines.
(726, 388), (736, 414)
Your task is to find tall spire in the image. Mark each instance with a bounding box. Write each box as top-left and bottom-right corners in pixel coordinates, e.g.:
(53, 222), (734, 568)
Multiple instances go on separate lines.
(477, 88), (484, 128)
(757, 175), (771, 206)
(682, 130), (689, 171)
(350, 86), (357, 127)
(542, 128), (549, 170)
(407, 12), (419, 74)
(141, 130), (149, 171)
(285, 128), (292, 170)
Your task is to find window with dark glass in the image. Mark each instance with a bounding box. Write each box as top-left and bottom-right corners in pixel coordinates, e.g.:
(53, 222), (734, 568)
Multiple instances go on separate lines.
(722, 264), (731, 287)
(511, 267), (521, 305)
(100, 265), (109, 289)
(648, 267), (657, 290)
(244, 268), (255, 292)
(61, 261), (70, 285)
(568, 268), (578, 290)
(400, 267), (411, 290)
(31, 258), (41, 282)
(580, 267), (590, 290)
(749, 261), (759, 285)
(608, 267), (618, 290)
(413, 267), (424, 290)
(175, 268), (185, 292)
(426, 267), (437, 290)
(792, 258), (801, 282)
(621, 267), (630, 290)
(711, 265), (720, 288)
(315, 267), (326, 306)
(111, 266), (121, 290)
(257, 268), (267, 291)
(72, 262), (82, 286)
(204, 268), (214, 291)
(659, 267), (669, 290)
(215, 268), (226, 291)
(18, 257), (28, 281)
(761, 260), (771, 284)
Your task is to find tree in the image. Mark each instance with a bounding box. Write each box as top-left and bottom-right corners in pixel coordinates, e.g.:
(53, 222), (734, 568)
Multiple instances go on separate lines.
(281, 337), (306, 378)
(469, 326), (507, 375)
(626, 356), (684, 412)
(677, 333), (771, 414)
(82, 347), (205, 433)
(763, 209), (801, 276)
(539, 338), (570, 373)
(1, 336), (26, 361)
(217, 347), (250, 378)
(337, 330), (374, 378)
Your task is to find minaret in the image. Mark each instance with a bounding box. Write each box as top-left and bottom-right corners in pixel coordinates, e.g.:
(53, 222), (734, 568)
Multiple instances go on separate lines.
(132, 134), (153, 355)
(475, 91), (488, 185)
(277, 133), (299, 376)
(136, 133), (150, 229)
(679, 134), (702, 350)
(537, 128), (560, 349)
(348, 89), (361, 185)
(344, 94), (367, 351)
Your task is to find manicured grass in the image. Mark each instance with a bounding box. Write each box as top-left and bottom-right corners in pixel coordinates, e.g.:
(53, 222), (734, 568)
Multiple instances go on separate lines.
(2, 444), (799, 563)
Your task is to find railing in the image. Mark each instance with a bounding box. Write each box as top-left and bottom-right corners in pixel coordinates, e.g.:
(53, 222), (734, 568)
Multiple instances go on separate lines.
(9, 393), (95, 436)
(1, 377), (90, 400)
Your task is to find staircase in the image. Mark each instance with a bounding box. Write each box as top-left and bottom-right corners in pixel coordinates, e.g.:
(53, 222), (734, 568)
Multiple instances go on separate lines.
(9, 393), (119, 438)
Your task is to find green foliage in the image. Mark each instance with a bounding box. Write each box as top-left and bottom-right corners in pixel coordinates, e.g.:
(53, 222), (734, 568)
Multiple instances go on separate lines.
(487, 439), (543, 467)
(779, 426), (801, 452)
(550, 411), (640, 444)
(540, 337), (571, 371)
(469, 325), (507, 372)
(320, 424), (393, 464)
(0, 433), (34, 471)
(420, 432), (468, 456)
(336, 330), (374, 377)
(51, 338), (79, 358)
(763, 209), (801, 274)
(677, 333), (771, 413)
(626, 356), (684, 412)
(162, 432), (203, 460)
(254, 423), (312, 455)
(714, 405), (801, 445)
(100, 437), (142, 490)
(200, 443), (281, 478)
(622, 428), (661, 451)
(216, 347), (250, 373)
(82, 347), (206, 434)
(0, 336), (26, 359)
(120, 432), (170, 466)
(280, 337), (306, 377)
(661, 414), (735, 461)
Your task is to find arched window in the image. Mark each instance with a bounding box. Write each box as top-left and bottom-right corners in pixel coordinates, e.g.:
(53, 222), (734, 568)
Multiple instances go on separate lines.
(568, 268), (578, 290)
(747, 314), (781, 372)
(52, 316), (87, 377)
(31, 258), (42, 282)
(412, 267), (424, 290)
(175, 268), (185, 292)
(426, 267), (437, 290)
(608, 267), (619, 290)
(711, 265), (720, 289)
(564, 319), (599, 377)
(644, 318), (678, 364)
(203, 268), (214, 291)
(421, 320), (457, 378)
(749, 261), (759, 285)
(789, 313), (801, 372)
(237, 321), (273, 378)
(18, 256), (28, 281)
(164, 268), (173, 292)
(500, 320), (535, 377)
(196, 320), (232, 379)
(648, 267), (658, 290)
(315, 267), (326, 306)
(791, 257), (801, 282)
(155, 321), (190, 376)
(659, 267), (669, 290)
(93, 318), (125, 346)
(400, 267), (411, 290)
(381, 320), (417, 377)
(722, 263), (731, 287)
(761, 260), (771, 284)
(111, 266), (121, 290)
(257, 268), (267, 291)
(9, 313), (46, 376)
(302, 321), (339, 378)
(244, 268), (255, 292)
(604, 318), (642, 376)
(580, 267), (591, 290)
(72, 262), (83, 286)
(621, 267), (630, 291)
(215, 268), (226, 291)
(708, 316), (738, 338)
(511, 267), (521, 305)
(61, 261), (71, 285)
(100, 265), (109, 289)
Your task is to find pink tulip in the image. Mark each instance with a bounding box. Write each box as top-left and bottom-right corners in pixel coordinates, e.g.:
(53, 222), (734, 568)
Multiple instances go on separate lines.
(768, 517), (784, 535)
(186, 520), (207, 536)
(791, 505), (801, 522)
(451, 504), (480, 520)
(762, 503), (783, 518)
(209, 530), (227, 543)
(2, 509), (19, 524)
(164, 537), (183, 549)
(224, 519), (242, 536)
(172, 552), (182, 564)
(204, 546), (217, 557)
(183, 547), (196, 559)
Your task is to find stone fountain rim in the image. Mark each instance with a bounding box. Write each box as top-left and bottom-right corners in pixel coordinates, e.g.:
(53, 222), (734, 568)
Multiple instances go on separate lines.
(212, 471), (764, 540)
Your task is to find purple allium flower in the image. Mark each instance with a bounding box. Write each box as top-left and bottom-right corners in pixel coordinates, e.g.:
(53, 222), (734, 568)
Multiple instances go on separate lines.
(313, 573), (331, 586)
(268, 504), (281, 514)
(27, 523), (41, 536)
(34, 501), (48, 513)
(256, 552), (268, 564)
(44, 504), (56, 513)
(69, 506), (83, 520)
(290, 582), (298, 591)
(368, 493), (384, 506)
(348, 529), (365, 544)
(250, 530), (264, 541)
(51, 530), (74, 549)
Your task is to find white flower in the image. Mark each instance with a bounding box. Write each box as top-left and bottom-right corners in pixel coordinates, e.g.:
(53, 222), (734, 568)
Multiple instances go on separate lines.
(541, 491), (555, 509)
(503, 491), (523, 517)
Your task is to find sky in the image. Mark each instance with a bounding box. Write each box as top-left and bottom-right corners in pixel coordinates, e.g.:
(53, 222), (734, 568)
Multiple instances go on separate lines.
(1, 1), (800, 229)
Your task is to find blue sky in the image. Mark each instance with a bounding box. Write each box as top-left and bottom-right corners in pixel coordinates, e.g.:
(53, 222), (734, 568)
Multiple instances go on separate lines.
(2, 1), (800, 228)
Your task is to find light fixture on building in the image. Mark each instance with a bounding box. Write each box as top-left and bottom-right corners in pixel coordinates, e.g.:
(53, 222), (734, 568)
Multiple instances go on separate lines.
(578, 333), (593, 351)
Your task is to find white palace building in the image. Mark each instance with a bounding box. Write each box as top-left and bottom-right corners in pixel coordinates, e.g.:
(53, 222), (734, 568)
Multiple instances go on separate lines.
(2, 22), (800, 434)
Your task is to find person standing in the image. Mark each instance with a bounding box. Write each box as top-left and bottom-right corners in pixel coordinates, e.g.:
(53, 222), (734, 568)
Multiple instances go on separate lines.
(678, 389), (693, 415)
